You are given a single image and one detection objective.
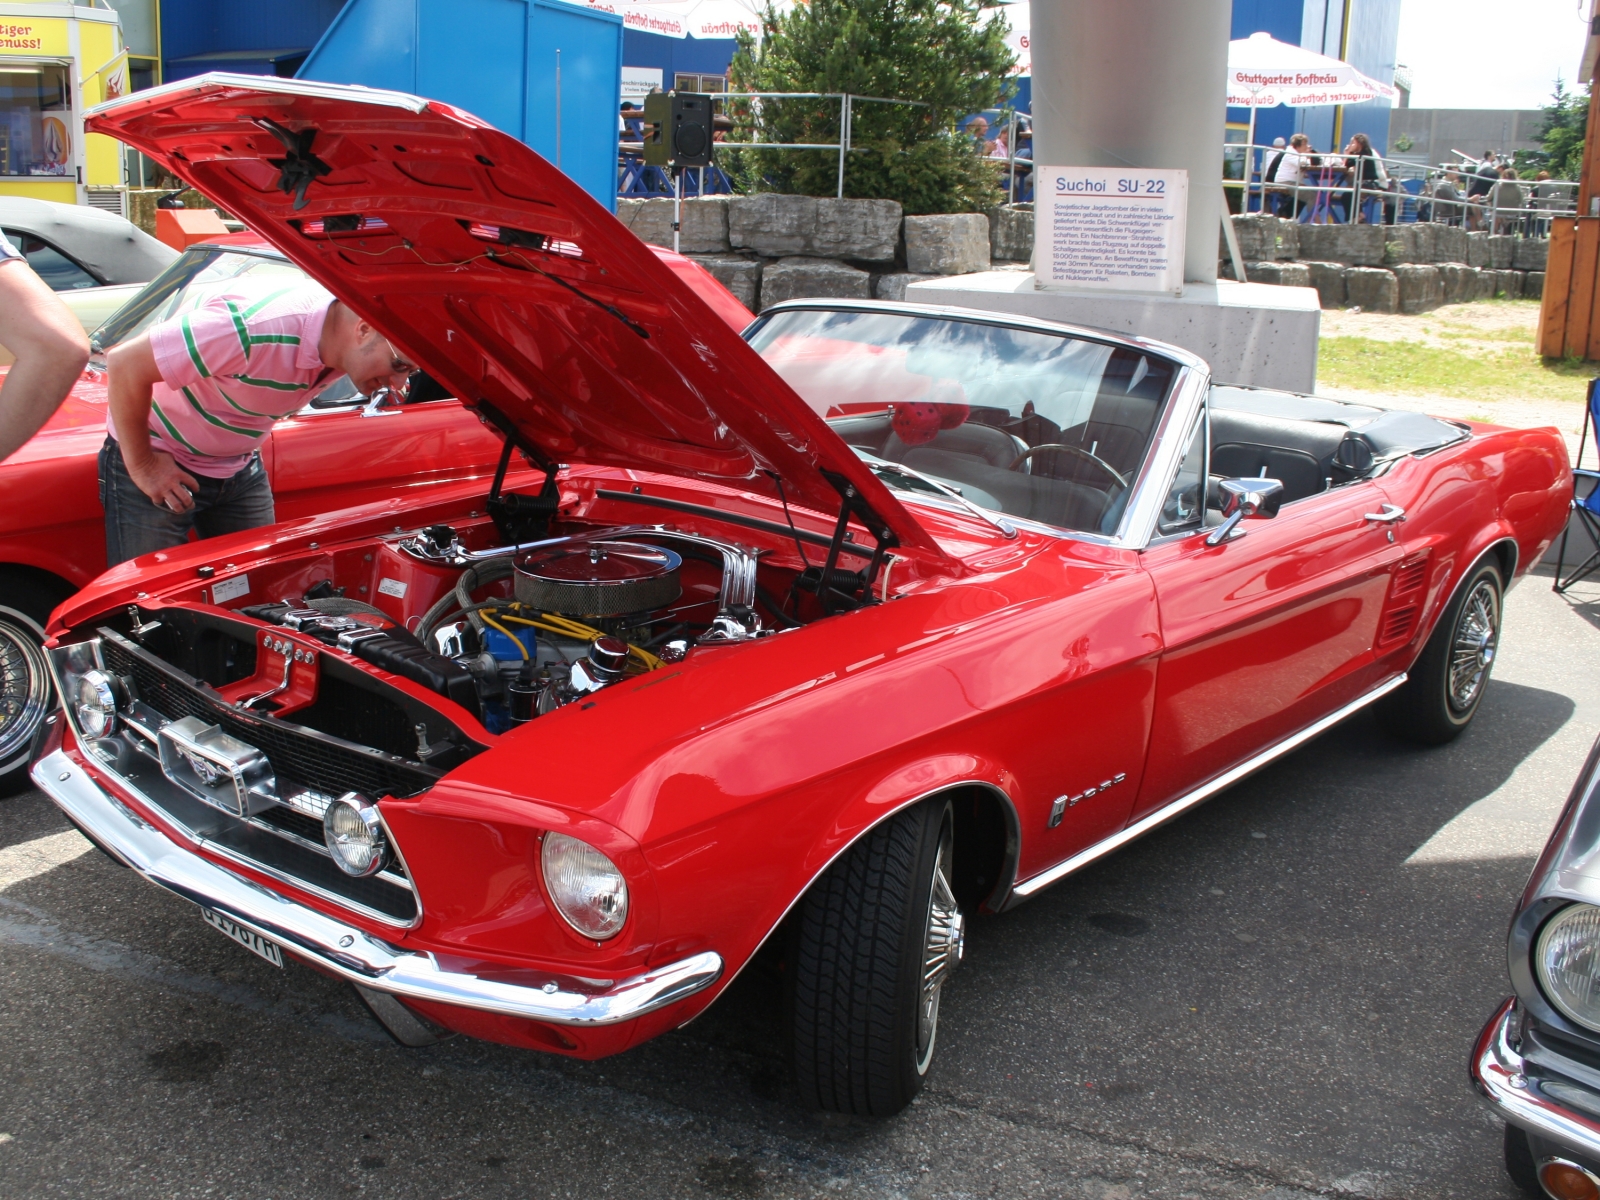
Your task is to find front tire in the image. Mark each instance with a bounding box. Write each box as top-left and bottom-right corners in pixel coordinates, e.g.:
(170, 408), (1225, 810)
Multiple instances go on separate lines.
(0, 602), (55, 797)
(1503, 1125), (1542, 1198)
(1382, 560), (1502, 745)
(787, 797), (964, 1116)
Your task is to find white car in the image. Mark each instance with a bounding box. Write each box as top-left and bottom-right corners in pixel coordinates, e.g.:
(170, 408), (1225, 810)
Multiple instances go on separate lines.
(0, 196), (177, 361)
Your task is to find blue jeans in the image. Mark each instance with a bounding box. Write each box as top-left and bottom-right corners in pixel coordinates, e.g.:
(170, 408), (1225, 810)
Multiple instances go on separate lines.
(99, 437), (275, 566)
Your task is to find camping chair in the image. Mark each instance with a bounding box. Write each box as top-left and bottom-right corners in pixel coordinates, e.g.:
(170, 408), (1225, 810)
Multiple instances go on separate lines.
(1553, 376), (1600, 593)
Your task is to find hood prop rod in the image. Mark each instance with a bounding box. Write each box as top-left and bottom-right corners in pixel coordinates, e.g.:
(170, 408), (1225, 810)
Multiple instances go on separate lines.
(477, 400), (562, 544)
(806, 469), (898, 615)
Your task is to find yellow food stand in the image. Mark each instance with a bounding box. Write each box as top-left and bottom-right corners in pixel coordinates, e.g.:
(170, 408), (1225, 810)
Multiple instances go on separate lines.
(0, 2), (126, 205)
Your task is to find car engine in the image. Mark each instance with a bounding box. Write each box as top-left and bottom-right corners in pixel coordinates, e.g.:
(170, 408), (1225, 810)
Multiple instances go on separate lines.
(238, 522), (768, 734)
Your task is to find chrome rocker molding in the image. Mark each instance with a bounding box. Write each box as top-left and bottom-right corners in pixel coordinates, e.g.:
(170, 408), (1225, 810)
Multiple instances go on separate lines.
(30, 748), (723, 1027)
(1474, 997), (1600, 1164)
(1004, 672), (1408, 906)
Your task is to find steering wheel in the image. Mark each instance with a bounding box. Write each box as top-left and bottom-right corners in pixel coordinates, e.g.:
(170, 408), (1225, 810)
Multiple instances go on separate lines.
(1010, 443), (1127, 489)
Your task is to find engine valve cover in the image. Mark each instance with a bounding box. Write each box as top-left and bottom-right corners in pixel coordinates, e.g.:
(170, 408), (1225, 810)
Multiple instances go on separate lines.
(513, 541), (682, 617)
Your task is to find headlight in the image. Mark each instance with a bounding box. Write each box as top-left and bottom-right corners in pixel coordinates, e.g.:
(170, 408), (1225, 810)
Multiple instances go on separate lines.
(541, 832), (628, 940)
(74, 669), (119, 737)
(1538, 903), (1600, 1030)
(322, 793), (388, 877)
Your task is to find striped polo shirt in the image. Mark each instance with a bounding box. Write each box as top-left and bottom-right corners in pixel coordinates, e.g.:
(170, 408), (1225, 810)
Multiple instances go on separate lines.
(115, 280), (338, 478)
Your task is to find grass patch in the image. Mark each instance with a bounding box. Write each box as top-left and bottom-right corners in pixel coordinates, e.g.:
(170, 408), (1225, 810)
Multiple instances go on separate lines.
(1318, 336), (1593, 404)
(1434, 325), (1534, 344)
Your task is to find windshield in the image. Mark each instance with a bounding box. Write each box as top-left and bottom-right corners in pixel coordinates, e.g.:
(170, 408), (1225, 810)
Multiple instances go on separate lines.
(747, 309), (1180, 536)
(89, 248), (307, 356)
(88, 246), (359, 406)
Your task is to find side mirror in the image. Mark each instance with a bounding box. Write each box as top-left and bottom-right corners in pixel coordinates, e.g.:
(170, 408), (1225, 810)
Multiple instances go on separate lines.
(1205, 477), (1283, 545)
(359, 386), (403, 418)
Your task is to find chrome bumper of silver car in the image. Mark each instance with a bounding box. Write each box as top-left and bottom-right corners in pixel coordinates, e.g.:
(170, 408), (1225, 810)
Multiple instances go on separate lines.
(30, 747), (723, 1027)
(1474, 997), (1600, 1162)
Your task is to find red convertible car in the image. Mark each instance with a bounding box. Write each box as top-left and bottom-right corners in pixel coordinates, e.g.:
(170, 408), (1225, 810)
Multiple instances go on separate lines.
(29, 76), (1571, 1116)
(0, 233), (751, 795)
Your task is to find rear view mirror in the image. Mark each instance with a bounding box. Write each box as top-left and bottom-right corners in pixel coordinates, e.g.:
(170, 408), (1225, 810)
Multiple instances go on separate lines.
(1205, 477), (1284, 545)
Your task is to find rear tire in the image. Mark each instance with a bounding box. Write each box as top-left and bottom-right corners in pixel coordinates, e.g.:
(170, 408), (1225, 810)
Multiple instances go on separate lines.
(1503, 1124), (1542, 1198)
(0, 573), (72, 798)
(1382, 560), (1502, 746)
(787, 797), (964, 1116)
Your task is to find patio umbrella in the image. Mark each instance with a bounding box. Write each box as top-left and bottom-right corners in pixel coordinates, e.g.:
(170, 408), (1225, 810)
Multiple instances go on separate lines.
(1227, 31), (1398, 160)
(574, 0), (770, 40)
(996, 0), (1029, 75)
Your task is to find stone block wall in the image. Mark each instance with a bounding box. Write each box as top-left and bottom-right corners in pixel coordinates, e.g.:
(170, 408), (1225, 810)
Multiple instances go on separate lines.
(617, 196), (732, 254)
(622, 194), (1010, 311)
(1216, 213), (1550, 313)
(619, 198), (1544, 315)
(905, 214), (991, 275)
(987, 204), (1033, 263)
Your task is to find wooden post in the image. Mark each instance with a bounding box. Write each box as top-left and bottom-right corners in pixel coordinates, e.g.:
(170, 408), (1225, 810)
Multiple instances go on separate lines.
(1540, 80), (1600, 359)
(1580, 75), (1600, 217)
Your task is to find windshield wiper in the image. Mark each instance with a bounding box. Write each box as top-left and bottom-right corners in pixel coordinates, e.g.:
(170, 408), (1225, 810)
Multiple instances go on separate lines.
(858, 452), (1017, 540)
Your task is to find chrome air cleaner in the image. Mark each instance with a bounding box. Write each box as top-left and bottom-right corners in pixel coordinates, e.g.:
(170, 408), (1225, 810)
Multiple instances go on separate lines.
(513, 541), (682, 616)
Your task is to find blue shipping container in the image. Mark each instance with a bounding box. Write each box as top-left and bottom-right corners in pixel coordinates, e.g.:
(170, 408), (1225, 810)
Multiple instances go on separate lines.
(298, 0), (622, 211)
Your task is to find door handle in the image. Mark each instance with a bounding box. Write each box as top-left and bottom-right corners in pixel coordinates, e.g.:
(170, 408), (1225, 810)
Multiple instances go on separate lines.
(1364, 505), (1406, 523)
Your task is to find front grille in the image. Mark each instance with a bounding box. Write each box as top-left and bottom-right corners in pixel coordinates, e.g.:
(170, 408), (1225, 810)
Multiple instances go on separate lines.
(103, 635), (439, 800)
(256, 803), (330, 844)
(96, 631), (424, 924)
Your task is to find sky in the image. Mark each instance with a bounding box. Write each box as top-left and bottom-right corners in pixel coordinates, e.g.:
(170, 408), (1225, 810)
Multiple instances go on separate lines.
(1396, 0), (1590, 109)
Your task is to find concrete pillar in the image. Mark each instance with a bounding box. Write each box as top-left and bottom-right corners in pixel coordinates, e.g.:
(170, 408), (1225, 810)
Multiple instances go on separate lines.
(1030, 0), (1231, 284)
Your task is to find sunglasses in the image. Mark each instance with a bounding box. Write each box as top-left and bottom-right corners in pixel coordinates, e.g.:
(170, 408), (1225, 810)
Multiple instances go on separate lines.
(382, 338), (418, 376)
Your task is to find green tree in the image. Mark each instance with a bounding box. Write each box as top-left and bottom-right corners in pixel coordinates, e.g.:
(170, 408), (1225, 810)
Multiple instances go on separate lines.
(1519, 77), (1588, 180)
(726, 0), (1016, 214)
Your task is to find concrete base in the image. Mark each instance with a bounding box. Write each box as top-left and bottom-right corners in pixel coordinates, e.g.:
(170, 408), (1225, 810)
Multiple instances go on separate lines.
(903, 272), (1322, 393)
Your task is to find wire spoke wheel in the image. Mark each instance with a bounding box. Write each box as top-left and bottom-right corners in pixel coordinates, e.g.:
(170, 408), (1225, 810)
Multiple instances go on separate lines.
(1447, 578), (1499, 714)
(1380, 558), (1504, 746)
(916, 817), (964, 1075)
(0, 612), (52, 773)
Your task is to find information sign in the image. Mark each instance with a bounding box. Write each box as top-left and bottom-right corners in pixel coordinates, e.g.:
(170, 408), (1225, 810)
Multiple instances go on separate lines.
(1035, 165), (1188, 295)
(621, 66), (663, 106)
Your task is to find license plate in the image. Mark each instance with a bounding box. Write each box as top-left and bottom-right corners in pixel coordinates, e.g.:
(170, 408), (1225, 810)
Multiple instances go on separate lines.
(201, 907), (284, 968)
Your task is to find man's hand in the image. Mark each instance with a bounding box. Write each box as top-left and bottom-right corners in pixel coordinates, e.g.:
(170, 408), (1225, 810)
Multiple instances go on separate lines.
(124, 448), (199, 513)
(0, 257), (91, 464)
(106, 333), (199, 510)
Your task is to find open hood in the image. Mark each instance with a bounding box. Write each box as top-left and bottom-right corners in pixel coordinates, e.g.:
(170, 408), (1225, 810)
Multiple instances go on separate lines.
(86, 75), (943, 558)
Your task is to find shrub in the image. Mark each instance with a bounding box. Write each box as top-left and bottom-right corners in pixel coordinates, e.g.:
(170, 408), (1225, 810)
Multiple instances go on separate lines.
(726, 0), (1015, 214)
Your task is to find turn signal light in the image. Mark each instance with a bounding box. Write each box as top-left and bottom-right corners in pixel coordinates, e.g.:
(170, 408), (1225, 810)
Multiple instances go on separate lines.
(1540, 1159), (1600, 1200)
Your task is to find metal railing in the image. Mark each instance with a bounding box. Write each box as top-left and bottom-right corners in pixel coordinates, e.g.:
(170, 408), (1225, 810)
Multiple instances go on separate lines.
(619, 91), (927, 200)
(1224, 140), (1577, 234)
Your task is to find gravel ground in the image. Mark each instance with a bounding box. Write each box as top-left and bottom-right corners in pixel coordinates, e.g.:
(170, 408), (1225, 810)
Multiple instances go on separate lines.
(4, 573), (1598, 1199)
(1, 301), (1593, 1197)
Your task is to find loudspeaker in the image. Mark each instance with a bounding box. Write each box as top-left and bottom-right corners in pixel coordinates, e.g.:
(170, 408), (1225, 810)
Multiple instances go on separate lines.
(642, 91), (714, 169)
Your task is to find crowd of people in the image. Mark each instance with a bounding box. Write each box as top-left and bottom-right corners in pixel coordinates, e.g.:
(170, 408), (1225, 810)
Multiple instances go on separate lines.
(968, 114), (1033, 201)
(1253, 137), (1570, 232)
(1419, 152), (1568, 234)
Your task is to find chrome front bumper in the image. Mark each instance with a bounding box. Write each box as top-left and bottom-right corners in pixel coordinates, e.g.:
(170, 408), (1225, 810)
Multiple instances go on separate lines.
(30, 747), (722, 1027)
(1474, 997), (1600, 1162)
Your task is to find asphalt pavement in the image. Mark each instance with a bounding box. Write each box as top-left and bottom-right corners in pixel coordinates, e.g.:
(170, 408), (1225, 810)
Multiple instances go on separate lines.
(3, 568), (1599, 1200)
